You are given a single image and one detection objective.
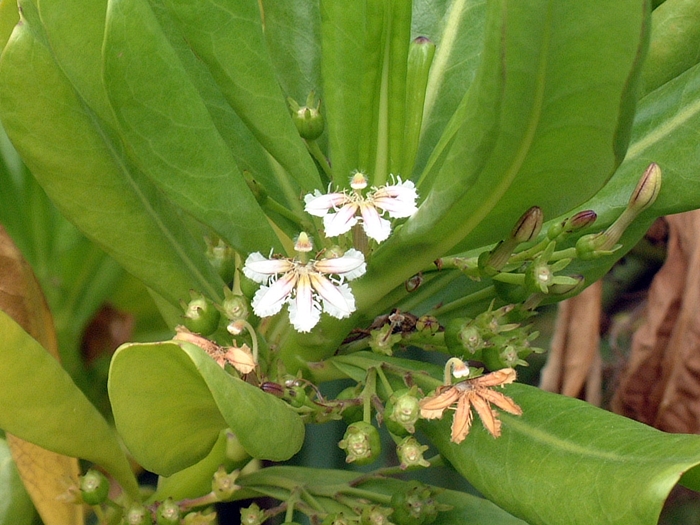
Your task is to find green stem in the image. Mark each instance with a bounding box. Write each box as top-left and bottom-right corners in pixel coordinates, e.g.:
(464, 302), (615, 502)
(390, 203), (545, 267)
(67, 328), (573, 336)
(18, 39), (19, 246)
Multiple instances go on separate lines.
(263, 195), (307, 227)
(550, 247), (577, 261)
(339, 487), (392, 505)
(305, 139), (332, 182)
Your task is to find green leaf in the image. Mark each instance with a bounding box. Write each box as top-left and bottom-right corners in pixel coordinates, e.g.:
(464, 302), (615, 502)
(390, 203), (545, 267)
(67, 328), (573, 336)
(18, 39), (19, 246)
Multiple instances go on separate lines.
(0, 13), (224, 306)
(320, 0), (374, 182)
(0, 437), (37, 525)
(641, 0), (700, 95)
(422, 384), (700, 525)
(0, 311), (138, 497)
(355, 0), (650, 309)
(109, 340), (304, 476)
(157, 0), (320, 194)
(102, 0), (281, 255)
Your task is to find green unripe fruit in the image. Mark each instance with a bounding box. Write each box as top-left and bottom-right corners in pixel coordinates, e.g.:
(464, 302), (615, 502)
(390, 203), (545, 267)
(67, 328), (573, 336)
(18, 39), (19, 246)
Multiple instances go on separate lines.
(385, 388), (420, 435)
(182, 292), (220, 335)
(79, 468), (109, 506)
(124, 503), (153, 525)
(156, 498), (181, 525)
(339, 421), (381, 465)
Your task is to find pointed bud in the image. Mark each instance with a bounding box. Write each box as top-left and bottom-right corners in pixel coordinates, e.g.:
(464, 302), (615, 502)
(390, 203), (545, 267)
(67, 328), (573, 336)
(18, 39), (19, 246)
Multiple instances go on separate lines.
(564, 210), (597, 233)
(628, 162), (662, 214)
(510, 206), (543, 243)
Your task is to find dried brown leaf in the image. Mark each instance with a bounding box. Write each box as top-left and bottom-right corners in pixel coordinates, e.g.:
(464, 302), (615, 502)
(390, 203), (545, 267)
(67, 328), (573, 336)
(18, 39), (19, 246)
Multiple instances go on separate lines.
(612, 211), (700, 433)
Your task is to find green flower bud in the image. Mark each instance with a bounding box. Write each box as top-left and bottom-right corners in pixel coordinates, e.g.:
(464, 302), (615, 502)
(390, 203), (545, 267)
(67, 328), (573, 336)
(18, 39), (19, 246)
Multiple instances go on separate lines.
(339, 422), (381, 465)
(79, 468), (109, 506)
(547, 210), (597, 240)
(390, 482), (450, 525)
(360, 505), (395, 525)
(240, 503), (265, 525)
(396, 437), (430, 470)
(124, 503), (153, 525)
(288, 91), (324, 140)
(156, 498), (181, 525)
(628, 162), (661, 214)
(212, 466), (240, 501)
(510, 206), (543, 243)
(181, 291), (220, 336)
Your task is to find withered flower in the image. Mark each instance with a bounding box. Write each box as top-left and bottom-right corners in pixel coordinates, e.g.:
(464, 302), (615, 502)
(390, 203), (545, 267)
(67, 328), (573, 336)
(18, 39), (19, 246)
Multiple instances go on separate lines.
(420, 368), (522, 443)
(174, 326), (256, 374)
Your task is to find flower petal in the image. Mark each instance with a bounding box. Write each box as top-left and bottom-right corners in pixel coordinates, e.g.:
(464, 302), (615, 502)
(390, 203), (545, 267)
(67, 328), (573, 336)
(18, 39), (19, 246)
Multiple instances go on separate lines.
(323, 203), (359, 237)
(312, 249), (366, 280)
(419, 386), (460, 419)
(288, 272), (321, 332)
(243, 252), (294, 284)
(251, 271), (297, 317)
(371, 180), (418, 218)
(359, 202), (391, 242)
(451, 394), (474, 444)
(309, 273), (356, 319)
(304, 191), (349, 217)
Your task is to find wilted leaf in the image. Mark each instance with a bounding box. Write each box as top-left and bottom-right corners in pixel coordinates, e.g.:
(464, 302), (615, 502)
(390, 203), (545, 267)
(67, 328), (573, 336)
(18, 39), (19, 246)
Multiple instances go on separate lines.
(612, 210), (700, 432)
(540, 279), (603, 405)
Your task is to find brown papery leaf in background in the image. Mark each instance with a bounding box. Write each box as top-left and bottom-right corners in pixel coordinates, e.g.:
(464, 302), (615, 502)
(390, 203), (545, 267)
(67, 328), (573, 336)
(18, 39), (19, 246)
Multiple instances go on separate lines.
(539, 279), (603, 405)
(612, 210), (700, 433)
(0, 225), (84, 525)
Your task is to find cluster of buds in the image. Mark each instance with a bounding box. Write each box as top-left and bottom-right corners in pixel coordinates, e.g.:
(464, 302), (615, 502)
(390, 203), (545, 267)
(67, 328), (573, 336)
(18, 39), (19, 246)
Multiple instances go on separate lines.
(444, 303), (542, 369)
(390, 481), (451, 525)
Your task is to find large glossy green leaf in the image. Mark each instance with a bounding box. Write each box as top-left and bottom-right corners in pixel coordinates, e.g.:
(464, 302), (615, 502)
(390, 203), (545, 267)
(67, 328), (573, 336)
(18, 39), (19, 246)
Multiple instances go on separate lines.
(109, 340), (304, 476)
(0, 8), (224, 306)
(102, 0), (280, 255)
(421, 383), (700, 525)
(0, 311), (138, 497)
(350, 0), (649, 312)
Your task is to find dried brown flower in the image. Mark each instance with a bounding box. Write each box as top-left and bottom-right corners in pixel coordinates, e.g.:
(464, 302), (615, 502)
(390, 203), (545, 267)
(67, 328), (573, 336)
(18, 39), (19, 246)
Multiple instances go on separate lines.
(419, 368), (522, 443)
